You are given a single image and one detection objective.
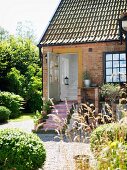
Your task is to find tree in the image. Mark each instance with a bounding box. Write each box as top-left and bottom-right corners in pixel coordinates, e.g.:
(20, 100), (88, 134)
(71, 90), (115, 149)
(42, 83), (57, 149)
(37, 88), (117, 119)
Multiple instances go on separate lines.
(7, 67), (25, 95)
(24, 64), (42, 112)
(0, 35), (42, 112)
(0, 26), (9, 41)
(16, 21), (36, 41)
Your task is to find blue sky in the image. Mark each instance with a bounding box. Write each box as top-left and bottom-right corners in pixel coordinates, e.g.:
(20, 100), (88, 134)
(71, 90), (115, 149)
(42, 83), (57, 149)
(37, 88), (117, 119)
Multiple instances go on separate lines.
(0, 0), (60, 41)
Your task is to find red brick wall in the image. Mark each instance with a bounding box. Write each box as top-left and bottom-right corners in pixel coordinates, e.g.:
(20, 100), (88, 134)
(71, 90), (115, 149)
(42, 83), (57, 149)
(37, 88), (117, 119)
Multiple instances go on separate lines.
(42, 41), (125, 99)
(82, 41), (125, 85)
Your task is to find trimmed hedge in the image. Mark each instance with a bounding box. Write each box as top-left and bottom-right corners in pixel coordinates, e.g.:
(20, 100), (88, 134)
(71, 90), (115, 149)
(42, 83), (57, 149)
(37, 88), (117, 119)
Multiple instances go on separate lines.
(0, 106), (11, 123)
(0, 91), (24, 118)
(90, 123), (127, 157)
(0, 128), (46, 170)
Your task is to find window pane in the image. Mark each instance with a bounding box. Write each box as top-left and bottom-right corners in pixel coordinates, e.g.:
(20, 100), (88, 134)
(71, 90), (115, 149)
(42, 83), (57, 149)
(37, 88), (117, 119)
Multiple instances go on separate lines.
(120, 68), (126, 74)
(106, 54), (112, 61)
(120, 74), (126, 82)
(106, 61), (112, 67)
(120, 53), (126, 60)
(113, 68), (119, 75)
(113, 54), (119, 60)
(113, 61), (119, 67)
(106, 76), (112, 82)
(120, 60), (126, 67)
(106, 69), (112, 75)
(113, 75), (119, 82)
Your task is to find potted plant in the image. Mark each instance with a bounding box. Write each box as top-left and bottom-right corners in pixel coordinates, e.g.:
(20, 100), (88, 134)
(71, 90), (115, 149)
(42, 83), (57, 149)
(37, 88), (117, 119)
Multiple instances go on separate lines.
(83, 70), (91, 87)
(100, 83), (122, 120)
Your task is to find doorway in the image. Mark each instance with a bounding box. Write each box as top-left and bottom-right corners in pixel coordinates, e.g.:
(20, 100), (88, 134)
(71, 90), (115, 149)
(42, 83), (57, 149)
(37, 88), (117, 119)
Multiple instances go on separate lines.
(48, 53), (78, 101)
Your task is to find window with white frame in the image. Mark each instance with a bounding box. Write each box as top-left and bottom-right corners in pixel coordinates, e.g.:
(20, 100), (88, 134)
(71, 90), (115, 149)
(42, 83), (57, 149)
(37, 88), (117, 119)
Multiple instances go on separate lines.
(105, 52), (126, 83)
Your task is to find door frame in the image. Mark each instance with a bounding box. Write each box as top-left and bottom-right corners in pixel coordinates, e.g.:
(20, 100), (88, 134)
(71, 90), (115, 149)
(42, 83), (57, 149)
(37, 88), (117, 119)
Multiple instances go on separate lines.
(47, 48), (83, 100)
(52, 48), (83, 88)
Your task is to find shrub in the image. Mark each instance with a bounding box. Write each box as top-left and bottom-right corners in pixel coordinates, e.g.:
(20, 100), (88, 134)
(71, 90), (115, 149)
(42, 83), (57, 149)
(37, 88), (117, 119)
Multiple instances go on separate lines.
(0, 91), (24, 118)
(100, 83), (121, 102)
(26, 90), (42, 113)
(97, 141), (127, 170)
(7, 67), (25, 95)
(34, 110), (43, 125)
(42, 99), (53, 114)
(0, 106), (11, 123)
(90, 123), (127, 157)
(0, 128), (46, 170)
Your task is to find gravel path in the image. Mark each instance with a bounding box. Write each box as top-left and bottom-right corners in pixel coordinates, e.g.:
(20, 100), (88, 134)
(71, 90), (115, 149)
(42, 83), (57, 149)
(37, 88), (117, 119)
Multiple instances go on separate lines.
(0, 120), (95, 170)
(0, 119), (34, 132)
(43, 141), (93, 170)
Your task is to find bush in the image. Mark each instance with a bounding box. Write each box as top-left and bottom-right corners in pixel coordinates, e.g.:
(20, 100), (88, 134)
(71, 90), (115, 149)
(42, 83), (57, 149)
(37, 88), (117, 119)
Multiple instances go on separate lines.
(26, 90), (42, 113)
(0, 128), (46, 170)
(100, 83), (121, 102)
(90, 123), (127, 157)
(0, 106), (11, 123)
(7, 67), (25, 95)
(97, 141), (127, 170)
(42, 99), (53, 114)
(0, 91), (24, 118)
(25, 74), (42, 113)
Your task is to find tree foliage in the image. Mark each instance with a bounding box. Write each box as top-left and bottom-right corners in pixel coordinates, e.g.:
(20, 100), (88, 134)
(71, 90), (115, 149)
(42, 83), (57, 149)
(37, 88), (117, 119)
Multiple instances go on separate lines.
(0, 26), (9, 41)
(16, 21), (36, 41)
(7, 67), (25, 95)
(0, 34), (42, 112)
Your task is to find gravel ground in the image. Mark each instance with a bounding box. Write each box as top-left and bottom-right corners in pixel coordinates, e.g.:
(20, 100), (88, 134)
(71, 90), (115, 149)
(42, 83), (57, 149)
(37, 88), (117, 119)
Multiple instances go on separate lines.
(0, 120), (95, 170)
(0, 119), (34, 132)
(42, 141), (94, 170)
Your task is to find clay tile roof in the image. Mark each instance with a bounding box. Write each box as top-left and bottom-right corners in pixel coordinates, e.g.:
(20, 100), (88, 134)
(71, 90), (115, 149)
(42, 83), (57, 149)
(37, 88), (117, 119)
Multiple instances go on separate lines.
(40, 0), (127, 46)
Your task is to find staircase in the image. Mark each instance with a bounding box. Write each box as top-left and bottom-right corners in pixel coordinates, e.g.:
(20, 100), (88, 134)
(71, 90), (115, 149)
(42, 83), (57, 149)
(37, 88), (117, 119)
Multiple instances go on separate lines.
(42, 101), (76, 131)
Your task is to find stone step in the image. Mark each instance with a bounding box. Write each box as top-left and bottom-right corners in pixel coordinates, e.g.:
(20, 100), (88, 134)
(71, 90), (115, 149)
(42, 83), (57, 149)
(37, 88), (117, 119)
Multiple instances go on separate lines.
(47, 115), (67, 121)
(51, 109), (67, 114)
(41, 101), (77, 131)
(54, 104), (73, 108)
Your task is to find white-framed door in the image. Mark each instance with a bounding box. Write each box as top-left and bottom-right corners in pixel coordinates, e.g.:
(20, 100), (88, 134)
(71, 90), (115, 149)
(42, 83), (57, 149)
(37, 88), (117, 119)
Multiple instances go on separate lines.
(48, 53), (78, 101)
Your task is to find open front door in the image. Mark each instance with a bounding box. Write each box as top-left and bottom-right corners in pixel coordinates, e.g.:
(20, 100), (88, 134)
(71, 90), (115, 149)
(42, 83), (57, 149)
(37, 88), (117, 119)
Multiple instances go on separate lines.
(48, 52), (60, 100)
(48, 53), (78, 101)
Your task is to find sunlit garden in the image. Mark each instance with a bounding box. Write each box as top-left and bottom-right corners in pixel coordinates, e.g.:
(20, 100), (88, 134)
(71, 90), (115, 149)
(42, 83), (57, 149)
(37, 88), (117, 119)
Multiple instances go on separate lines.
(0, 70), (127, 169)
(0, 12), (127, 170)
(1, 0), (127, 168)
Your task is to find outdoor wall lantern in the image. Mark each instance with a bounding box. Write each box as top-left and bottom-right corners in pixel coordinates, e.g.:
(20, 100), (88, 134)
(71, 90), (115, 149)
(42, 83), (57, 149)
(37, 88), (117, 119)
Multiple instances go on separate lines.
(64, 76), (69, 85)
(119, 13), (127, 82)
(119, 13), (127, 46)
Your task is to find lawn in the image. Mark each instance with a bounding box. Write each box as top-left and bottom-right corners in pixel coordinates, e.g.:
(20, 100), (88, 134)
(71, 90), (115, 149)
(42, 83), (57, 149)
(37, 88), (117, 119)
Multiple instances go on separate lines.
(9, 113), (34, 122)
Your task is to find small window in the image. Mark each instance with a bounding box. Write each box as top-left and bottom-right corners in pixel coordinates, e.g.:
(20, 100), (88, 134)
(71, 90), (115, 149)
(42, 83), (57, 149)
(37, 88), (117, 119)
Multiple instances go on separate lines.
(105, 52), (126, 83)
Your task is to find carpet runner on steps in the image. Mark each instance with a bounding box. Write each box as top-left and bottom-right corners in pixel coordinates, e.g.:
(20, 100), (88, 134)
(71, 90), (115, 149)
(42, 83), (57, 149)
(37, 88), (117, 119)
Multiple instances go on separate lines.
(42, 101), (76, 131)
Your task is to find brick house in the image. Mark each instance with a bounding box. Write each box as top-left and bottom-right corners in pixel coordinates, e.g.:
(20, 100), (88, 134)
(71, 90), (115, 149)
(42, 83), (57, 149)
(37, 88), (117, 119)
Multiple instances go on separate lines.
(38, 0), (127, 110)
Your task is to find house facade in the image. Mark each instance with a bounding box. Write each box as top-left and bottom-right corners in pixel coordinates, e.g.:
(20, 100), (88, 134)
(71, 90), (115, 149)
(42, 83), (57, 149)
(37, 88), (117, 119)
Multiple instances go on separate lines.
(38, 0), (127, 107)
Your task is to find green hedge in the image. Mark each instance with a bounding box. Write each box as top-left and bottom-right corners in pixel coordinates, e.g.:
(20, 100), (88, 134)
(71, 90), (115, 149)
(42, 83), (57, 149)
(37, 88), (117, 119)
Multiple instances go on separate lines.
(0, 128), (46, 170)
(0, 106), (11, 123)
(0, 91), (24, 118)
(90, 123), (127, 157)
